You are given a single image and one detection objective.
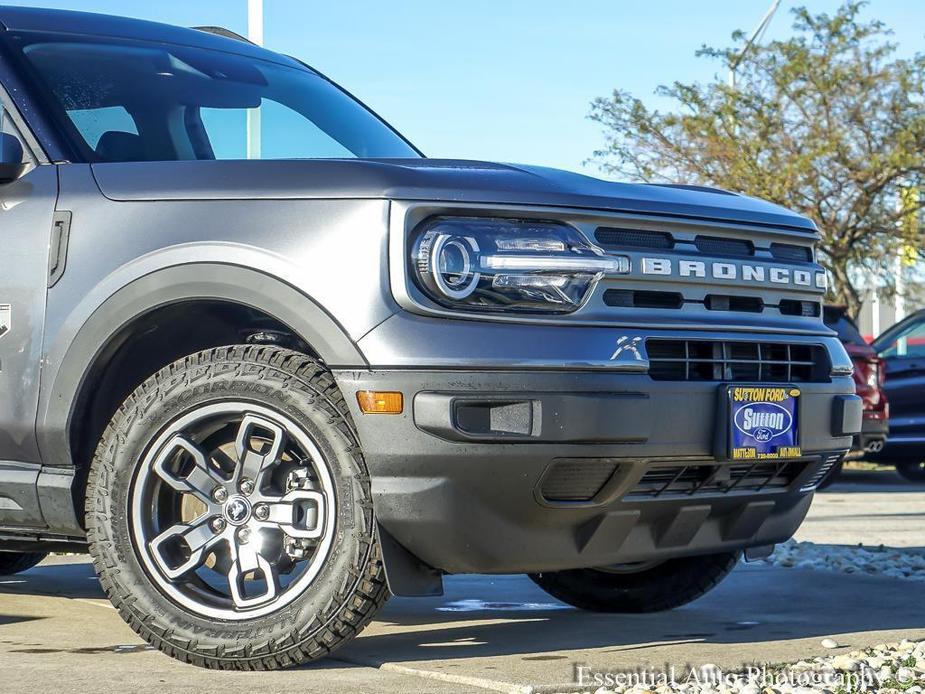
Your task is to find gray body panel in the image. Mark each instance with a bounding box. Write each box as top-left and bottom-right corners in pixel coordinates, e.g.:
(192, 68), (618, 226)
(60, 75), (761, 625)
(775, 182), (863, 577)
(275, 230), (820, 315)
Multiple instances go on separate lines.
(0, 165), (57, 463)
(37, 164), (393, 469)
(0, 165), (56, 529)
(51, 165), (393, 346)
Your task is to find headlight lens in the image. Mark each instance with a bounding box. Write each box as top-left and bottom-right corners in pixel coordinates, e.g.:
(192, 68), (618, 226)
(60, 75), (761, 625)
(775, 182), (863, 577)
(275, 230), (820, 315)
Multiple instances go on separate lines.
(410, 217), (628, 313)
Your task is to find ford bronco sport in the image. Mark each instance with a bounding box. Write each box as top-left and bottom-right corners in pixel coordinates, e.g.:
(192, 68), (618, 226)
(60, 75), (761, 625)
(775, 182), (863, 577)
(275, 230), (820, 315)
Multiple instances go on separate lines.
(0, 7), (861, 670)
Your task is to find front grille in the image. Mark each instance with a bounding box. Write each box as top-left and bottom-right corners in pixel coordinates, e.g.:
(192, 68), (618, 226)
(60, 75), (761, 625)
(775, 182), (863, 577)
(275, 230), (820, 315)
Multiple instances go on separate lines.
(646, 339), (829, 382)
(602, 292), (820, 317)
(540, 459), (618, 502)
(594, 227), (808, 262)
(627, 461), (805, 498)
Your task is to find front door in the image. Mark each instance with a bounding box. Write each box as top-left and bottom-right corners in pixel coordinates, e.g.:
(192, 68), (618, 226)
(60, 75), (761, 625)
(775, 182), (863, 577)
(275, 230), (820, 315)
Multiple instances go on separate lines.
(0, 108), (58, 525)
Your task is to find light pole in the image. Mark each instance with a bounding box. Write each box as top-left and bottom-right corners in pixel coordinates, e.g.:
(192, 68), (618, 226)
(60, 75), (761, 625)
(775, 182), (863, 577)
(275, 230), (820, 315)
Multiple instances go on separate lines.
(728, 0), (782, 89)
(246, 0), (263, 159)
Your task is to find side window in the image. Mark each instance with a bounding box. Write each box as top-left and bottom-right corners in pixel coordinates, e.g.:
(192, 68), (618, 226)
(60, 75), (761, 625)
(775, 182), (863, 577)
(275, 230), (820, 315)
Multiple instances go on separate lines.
(198, 99), (353, 160)
(66, 106), (139, 151)
(879, 320), (925, 358)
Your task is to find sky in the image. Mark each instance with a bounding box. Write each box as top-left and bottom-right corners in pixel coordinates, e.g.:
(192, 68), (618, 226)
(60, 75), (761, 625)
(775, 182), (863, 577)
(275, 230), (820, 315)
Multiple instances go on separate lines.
(6, 1), (925, 176)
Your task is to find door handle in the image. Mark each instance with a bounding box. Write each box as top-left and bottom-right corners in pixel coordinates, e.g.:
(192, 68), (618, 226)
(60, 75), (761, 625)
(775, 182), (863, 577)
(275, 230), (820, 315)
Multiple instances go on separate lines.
(48, 210), (71, 287)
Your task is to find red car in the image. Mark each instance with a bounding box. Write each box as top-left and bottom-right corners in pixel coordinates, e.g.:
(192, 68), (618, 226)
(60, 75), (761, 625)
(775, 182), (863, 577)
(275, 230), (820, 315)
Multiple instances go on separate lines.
(823, 306), (889, 475)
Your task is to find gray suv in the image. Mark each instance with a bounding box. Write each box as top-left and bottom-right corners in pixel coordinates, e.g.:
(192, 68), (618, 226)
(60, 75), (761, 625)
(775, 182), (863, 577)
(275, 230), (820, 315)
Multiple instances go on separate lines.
(0, 7), (860, 670)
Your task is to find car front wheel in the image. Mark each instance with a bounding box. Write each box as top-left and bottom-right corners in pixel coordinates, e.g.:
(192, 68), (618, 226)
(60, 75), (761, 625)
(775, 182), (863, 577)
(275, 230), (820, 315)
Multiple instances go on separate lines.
(86, 345), (387, 669)
(529, 552), (740, 613)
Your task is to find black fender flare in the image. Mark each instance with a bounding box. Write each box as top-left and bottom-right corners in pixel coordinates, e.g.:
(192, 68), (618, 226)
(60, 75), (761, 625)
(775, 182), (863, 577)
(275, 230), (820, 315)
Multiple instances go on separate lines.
(37, 262), (368, 470)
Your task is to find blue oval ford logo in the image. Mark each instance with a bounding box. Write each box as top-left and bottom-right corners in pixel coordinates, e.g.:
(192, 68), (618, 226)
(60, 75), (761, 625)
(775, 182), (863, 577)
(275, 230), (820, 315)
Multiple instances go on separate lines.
(733, 402), (792, 440)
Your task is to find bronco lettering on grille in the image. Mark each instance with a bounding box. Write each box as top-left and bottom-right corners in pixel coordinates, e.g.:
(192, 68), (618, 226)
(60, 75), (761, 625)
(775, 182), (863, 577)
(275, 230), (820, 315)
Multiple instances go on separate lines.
(640, 257), (826, 289)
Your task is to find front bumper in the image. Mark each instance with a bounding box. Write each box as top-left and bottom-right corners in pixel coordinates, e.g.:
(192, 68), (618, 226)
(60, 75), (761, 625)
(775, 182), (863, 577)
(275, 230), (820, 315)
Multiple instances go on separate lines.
(335, 367), (859, 574)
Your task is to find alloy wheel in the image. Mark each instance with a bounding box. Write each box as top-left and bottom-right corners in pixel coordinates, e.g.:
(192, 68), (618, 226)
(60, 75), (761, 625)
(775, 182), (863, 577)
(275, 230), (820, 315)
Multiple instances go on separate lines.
(130, 402), (337, 620)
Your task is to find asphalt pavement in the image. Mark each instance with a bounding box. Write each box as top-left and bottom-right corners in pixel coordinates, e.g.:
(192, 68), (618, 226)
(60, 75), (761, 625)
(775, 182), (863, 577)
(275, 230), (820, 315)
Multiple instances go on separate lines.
(0, 467), (921, 694)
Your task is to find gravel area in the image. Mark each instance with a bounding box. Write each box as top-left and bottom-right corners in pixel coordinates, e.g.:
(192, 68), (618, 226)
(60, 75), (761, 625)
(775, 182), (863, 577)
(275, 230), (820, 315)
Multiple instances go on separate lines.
(761, 540), (925, 582)
(571, 639), (925, 694)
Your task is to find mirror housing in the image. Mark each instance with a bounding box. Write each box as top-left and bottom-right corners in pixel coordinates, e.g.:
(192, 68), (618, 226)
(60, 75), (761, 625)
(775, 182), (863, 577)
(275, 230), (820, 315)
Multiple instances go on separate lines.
(0, 133), (26, 184)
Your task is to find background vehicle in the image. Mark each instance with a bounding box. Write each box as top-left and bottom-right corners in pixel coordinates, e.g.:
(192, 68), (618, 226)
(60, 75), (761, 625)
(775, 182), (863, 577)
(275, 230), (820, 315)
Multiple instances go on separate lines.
(0, 7), (859, 670)
(817, 305), (889, 487)
(869, 308), (925, 481)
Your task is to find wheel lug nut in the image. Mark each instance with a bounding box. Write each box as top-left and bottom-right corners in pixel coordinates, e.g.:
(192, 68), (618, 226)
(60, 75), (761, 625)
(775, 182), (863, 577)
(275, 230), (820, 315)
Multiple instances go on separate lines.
(240, 479), (254, 496)
(212, 487), (228, 503)
(253, 504), (269, 521)
(237, 527), (251, 544)
(209, 517), (226, 533)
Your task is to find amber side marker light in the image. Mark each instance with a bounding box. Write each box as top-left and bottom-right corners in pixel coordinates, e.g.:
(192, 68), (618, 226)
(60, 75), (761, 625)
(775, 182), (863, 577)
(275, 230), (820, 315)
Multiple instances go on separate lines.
(357, 391), (403, 414)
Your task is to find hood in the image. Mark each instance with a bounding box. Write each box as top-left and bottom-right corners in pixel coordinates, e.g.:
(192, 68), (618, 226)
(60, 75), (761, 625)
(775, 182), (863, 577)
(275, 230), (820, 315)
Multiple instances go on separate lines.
(91, 158), (816, 232)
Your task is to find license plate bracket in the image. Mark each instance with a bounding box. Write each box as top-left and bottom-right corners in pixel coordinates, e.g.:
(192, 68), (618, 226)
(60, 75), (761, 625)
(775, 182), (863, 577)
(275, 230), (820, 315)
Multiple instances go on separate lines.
(720, 384), (802, 462)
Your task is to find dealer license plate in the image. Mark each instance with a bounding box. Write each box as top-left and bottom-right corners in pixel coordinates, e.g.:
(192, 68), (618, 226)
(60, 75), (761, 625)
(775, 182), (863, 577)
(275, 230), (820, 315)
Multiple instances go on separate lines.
(727, 385), (802, 461)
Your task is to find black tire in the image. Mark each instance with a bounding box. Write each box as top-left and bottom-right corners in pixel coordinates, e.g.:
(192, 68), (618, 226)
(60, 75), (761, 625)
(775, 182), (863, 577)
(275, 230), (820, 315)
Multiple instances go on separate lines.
(529, 551), (740, 613)
(86, 345), (388, 670)
(815, 460), (844, 490)
(896, 460), (925, 482)
(0, 551), (47, 575)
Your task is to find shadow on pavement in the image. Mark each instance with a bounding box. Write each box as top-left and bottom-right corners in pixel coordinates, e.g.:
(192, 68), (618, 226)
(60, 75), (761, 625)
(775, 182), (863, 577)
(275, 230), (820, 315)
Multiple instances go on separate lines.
(337, 565), (924, 665)
(819, 467), (925, 494)
(0, 561), (105, 600)
(0, 555), (922, 669)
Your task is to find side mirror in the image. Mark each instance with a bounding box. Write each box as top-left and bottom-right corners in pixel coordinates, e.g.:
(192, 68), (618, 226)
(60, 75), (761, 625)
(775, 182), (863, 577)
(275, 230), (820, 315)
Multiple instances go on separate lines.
(0, 133), (26, 184)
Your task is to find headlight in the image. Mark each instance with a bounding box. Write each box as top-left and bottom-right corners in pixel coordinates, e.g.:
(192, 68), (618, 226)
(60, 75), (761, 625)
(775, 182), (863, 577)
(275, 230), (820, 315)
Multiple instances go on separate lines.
(410, 217), (629, 313)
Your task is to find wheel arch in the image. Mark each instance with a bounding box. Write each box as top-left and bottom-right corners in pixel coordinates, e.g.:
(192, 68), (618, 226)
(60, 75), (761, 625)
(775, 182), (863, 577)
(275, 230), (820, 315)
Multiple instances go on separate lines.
(37, 262), (368, 478)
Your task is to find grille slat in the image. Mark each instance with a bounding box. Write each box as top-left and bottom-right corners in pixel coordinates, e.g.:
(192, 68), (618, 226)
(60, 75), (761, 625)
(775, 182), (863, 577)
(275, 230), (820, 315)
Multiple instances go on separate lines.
(770, 243), (813, 263)
(601, 291), (820, 317)
(801, 454), (843, 491)
(595, 228), (674, 250)
(603, 289), (684, 309)
(646, 339), (829, 383)
(693, 235), (754, 257)
(628, 461), (805, 498)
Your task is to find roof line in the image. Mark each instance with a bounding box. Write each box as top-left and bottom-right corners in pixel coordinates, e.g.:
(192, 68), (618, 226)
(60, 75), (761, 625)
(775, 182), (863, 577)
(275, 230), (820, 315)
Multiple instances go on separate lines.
(191, 26), (255, 45)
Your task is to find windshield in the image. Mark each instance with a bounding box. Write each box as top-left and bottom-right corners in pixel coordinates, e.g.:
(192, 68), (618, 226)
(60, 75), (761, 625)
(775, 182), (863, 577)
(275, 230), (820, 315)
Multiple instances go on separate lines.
(873, 311), (925, 358)
(10, 33), (420, 163)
